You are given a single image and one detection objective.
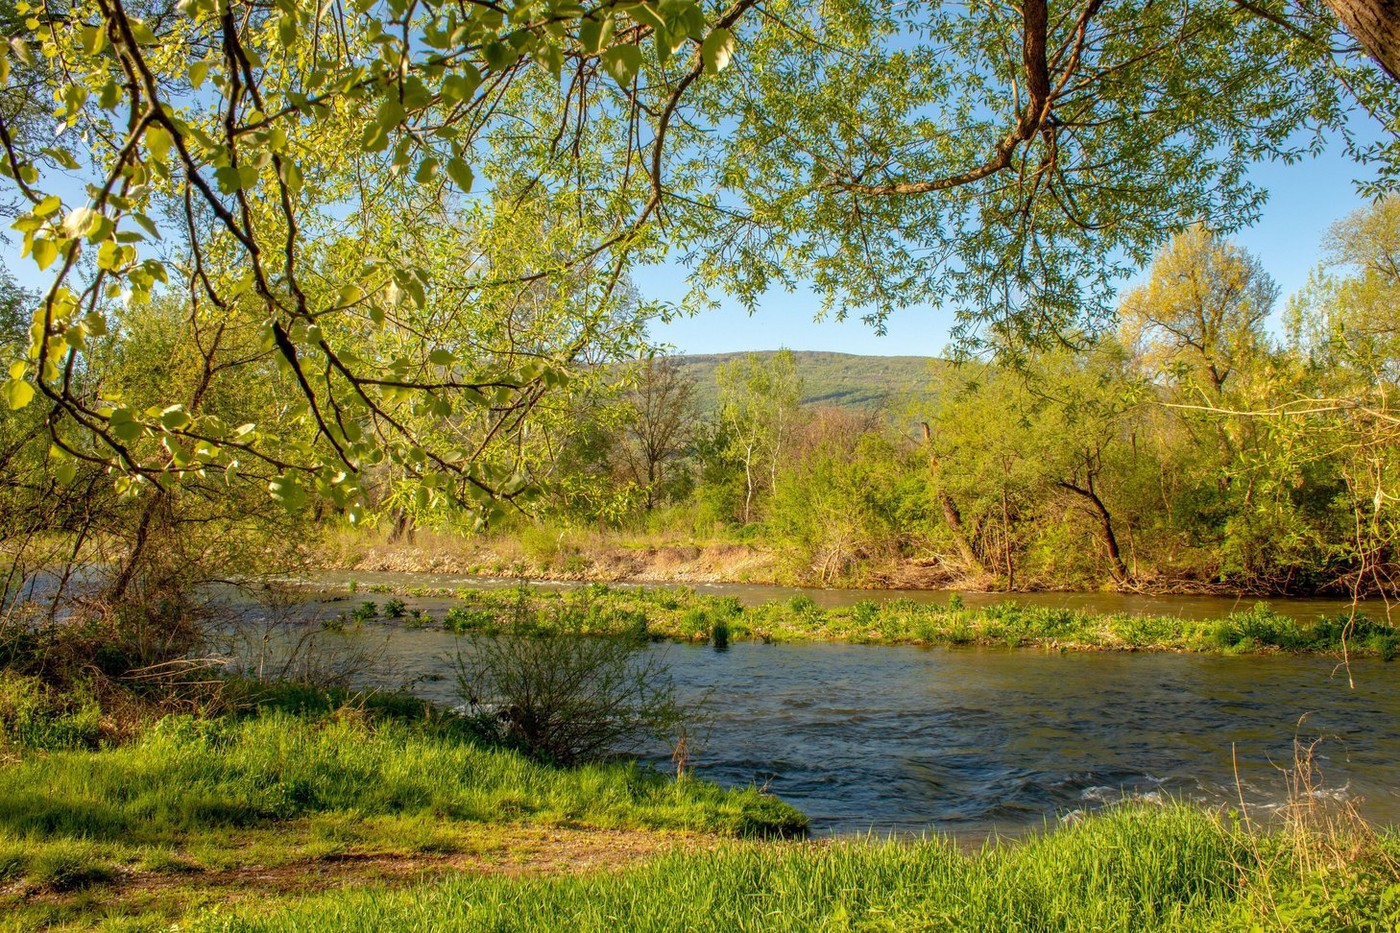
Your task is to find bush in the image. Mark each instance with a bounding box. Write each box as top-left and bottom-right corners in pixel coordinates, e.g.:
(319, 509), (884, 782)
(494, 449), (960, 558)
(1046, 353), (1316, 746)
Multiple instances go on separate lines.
(444, 606), (497, 635)
(0, 673), (103, 752)
(455, 628), (688, 767)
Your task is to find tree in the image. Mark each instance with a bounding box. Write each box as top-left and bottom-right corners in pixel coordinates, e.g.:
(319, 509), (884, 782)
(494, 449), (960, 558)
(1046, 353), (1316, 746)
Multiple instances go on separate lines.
(675, 0), (1400, 349)
(715, 349), (802, 523)
(1, 0), (748, 523)
(1278, 197), (1400, 597)
(614, 357), (698, 511)
(1120, 227), (1277, 399)
(4, 0), (1400, 522)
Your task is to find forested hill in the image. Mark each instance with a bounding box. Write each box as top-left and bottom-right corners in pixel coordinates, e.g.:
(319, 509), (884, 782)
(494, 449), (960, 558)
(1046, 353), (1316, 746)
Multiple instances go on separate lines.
(667, 351), (941, 413)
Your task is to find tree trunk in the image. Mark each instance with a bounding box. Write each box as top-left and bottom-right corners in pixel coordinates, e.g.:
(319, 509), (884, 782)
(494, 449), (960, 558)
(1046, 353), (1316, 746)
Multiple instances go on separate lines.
(110, 492), (163, 603)
(1058, 480), (1131, 583)
(388, 506), (415, 544)
(1326, 0), (1400, 84)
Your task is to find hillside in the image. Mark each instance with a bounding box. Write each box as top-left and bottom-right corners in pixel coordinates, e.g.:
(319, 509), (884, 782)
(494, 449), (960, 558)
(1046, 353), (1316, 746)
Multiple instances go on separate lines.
(666, 351), (942, 414)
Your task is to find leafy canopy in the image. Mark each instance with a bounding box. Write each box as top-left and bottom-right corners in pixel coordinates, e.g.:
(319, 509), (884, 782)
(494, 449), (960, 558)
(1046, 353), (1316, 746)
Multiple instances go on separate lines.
(2, 0), (1397, 512)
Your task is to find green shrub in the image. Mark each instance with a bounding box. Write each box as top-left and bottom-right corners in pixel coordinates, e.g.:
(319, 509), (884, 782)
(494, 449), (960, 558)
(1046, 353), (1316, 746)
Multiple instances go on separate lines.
(0, 673), (103, 752)
(455, 631), (688, 766)
(444, 606), (497, 635)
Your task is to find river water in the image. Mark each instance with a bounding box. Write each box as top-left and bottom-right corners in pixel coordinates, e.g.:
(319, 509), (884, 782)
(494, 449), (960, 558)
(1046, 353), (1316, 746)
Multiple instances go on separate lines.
(280, 574), (1400, 837)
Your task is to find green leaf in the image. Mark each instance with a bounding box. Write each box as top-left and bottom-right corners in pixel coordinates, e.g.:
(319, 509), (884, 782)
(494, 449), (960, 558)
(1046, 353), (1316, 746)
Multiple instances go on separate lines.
(146, 124), (173, 163)
(79, 24), (105, 54)
(336, 284), (365, 307)
(601, 44), (642, 88)
(96, 239), (121, 270)
(628, 3), (666, 34)
(2, 378), (33, 410)
(160, 406), (190, 431)
(578, 15), (614, 55)
(482, 40), (515, 71)
(62, 207), (97, 239)
(445, 157), (474, 192)
(268, 475), (308, 510)
(429, 348), (454, 366)
(132, 213), (163, 240)
(278, 14), (297, 46)
(128, 18), (157, 44)
(30, 238), (57, 271)
(214, 165), (244, 193)
(701, 28), (734, 74)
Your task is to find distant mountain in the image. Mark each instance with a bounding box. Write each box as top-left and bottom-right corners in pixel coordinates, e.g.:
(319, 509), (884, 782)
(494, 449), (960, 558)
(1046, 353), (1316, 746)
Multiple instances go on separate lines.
(665, 351), (943, 415)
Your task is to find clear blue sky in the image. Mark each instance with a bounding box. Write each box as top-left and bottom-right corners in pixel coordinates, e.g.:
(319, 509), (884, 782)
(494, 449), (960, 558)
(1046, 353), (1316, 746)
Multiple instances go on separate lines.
(641, 133), (1381, 357)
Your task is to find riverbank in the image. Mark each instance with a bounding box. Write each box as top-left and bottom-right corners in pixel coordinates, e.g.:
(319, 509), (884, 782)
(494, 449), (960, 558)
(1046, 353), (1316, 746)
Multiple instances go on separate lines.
(0, 679), (803, 930)
(331, 527), (790, 587)
(325, 581), (1400, 657)
(3, 681), (1397, 932)
(326, 526), (1389, 597)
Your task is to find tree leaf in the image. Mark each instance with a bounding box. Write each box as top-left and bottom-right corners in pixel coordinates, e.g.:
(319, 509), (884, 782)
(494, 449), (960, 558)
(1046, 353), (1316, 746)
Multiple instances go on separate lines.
(446, 157), (474, 192)
(2, 378), (33, 410)
(602, 44), (642, 88)
(30, 238), (57, 270)
(701, 28), (734, 74)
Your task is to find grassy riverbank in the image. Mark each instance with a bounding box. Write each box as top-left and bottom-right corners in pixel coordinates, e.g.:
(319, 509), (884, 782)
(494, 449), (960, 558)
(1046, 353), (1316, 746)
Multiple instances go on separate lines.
(187, 806), (1400, 932)
(0, 679), (803, 930)
(3, 677), (1397, 930)
(339, 581), (1400, 656)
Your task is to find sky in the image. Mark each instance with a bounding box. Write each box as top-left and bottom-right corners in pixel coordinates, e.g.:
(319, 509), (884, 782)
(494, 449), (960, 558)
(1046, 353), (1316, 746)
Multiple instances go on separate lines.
(639, 134), (1380, 358)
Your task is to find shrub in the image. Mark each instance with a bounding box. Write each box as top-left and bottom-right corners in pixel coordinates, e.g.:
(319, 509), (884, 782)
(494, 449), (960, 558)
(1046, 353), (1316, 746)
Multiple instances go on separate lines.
(0, 673), (103, 752)
(383, 598), (407, 620)
(455, 630), (688, 766)
(444, 606), (497, 635)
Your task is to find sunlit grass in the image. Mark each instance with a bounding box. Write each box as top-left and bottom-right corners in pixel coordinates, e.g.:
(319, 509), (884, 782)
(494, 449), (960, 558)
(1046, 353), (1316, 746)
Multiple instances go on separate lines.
(186, 805), (1400, 932)
(377, 581), (1399, 656)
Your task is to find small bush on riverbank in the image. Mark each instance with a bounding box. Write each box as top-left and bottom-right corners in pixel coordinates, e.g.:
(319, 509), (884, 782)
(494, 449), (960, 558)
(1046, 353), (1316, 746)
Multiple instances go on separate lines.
(454, 628), (687, 767)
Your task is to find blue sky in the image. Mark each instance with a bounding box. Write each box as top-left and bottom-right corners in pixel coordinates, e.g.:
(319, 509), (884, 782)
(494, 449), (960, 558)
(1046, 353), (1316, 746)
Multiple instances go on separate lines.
(641, 134), (1380, 358)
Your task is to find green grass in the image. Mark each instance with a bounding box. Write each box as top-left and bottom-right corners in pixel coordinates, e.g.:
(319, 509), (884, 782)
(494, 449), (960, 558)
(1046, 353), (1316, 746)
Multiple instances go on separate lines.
(180, 805), (1400, 932)
(370, 582), (1399, 656)
(0, 707), (802, 894)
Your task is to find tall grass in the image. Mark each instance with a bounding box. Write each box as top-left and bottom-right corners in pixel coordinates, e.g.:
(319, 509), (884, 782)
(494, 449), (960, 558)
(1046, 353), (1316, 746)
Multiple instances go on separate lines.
(187, 806), (1298, 932)
(0, 711), (802, 844)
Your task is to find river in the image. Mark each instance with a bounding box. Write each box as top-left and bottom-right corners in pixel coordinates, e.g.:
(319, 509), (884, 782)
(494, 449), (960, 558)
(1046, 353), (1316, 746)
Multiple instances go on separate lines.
(269, 574), (1399, 837)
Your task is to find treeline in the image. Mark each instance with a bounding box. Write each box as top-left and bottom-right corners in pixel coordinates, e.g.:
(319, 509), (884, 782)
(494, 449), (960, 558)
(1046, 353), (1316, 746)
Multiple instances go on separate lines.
(523, 210), (1400, 596)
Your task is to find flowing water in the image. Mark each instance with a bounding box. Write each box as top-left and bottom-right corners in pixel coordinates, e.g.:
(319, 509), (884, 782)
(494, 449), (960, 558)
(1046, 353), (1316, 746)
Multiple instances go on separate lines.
(275, 574), (1400, 837)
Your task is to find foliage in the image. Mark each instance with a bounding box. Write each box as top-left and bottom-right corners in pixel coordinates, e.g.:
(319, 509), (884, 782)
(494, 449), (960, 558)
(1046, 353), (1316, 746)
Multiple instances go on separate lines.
(454, 619), (688, 766)
(374, 582), (1396, 655)
(0, 672), (102, 752)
